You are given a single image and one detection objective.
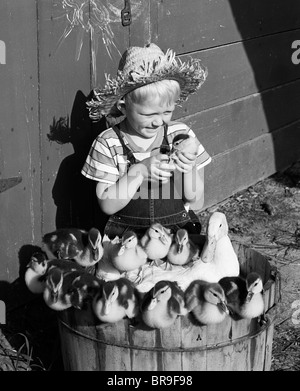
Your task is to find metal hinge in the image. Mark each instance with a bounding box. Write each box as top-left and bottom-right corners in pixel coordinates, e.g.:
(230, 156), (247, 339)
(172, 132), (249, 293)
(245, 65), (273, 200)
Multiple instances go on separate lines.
(121, 0), (131, 26)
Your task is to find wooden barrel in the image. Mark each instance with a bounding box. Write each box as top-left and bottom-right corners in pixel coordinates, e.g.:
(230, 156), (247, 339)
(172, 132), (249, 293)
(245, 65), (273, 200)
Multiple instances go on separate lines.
(57, 241), (281, 371)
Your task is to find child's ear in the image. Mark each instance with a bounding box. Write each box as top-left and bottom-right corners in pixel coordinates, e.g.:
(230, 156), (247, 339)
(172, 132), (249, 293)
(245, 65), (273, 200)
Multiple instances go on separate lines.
(116, 99), (126, 114)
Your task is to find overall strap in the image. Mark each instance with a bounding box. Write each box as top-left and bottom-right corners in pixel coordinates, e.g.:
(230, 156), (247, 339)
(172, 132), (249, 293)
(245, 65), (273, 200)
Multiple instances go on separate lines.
(159, 124), (171, 154)
(113, 125), (136, 166)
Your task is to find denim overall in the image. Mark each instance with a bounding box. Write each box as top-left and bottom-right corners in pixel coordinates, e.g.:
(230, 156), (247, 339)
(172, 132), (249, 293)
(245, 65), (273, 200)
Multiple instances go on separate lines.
(103, 125), (202, 239)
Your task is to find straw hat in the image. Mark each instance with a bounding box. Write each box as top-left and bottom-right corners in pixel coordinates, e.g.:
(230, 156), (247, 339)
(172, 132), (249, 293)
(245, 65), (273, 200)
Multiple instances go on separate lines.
(87, 43), (207, 124)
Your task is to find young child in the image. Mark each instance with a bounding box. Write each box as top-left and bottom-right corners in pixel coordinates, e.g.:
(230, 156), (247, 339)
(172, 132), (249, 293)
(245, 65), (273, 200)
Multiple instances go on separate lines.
(82, 43), (211, 239)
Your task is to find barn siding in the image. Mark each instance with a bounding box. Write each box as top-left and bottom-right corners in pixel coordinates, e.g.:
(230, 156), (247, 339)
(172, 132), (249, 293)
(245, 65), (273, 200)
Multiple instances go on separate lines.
(0, 0), (300, 283)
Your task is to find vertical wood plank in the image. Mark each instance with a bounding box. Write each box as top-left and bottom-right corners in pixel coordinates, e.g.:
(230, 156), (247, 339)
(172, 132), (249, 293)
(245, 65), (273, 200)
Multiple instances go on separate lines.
(95, 319), (131, 371)
(38, 0), (93, 234)
(264, 322), (275, 371)
(206, 345), (234, 371)
(206, 316), (232, 346)
(181, 315), (207, 371)
(128, 324), (158, 371)
(160, 317), (182, 370)
(0, 0), (41, 282)
(230, 340), (251, 371)
(250, 330), (266, 371)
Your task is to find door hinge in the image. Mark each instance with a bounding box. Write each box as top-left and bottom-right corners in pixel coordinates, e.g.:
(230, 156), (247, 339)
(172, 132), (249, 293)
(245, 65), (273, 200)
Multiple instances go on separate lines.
(121, 0), (132, 26)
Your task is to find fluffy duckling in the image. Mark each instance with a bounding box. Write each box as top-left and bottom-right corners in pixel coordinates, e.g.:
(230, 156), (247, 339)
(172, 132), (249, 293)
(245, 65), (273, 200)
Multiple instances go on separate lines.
(140, 223), (173, 263)
(25, 252), (48, 294)
(110, 231), (148, 272)
(185, 280), (229, 325)
(42, 227), (103, 268)
(92, 278), (139, 323)
(169, 134), (200, 162)
(69, 273), (103, 310)
(167, 229), (199, 266)
(43, 267), (82, 311)
(219, 272), (265, 320)
(141, 280), (187, 329)
(200, 211), (239, 277)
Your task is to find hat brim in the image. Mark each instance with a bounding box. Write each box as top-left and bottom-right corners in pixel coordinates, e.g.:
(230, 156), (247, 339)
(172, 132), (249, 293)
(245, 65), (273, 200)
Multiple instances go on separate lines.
(87, 57), (207, 124)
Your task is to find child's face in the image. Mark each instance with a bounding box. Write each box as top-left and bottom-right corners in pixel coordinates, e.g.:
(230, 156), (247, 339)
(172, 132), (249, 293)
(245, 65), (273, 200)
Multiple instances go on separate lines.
(124, 95), (175, 139)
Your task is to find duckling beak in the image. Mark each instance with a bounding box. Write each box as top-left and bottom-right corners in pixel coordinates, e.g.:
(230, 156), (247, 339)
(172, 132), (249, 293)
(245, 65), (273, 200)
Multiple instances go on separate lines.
(92, 247), (99, 261)
(246, 291), (254, 302)
(118, 245), (125, 256)
(219, 301), (229, 314)
(177, 243), (183, 254)
(103, 302), (112, 315)
(50, 291), (59, 303)
(160, 234), (168, 245)
(148, 297), (158, 311)
(201, 237), (216, 263)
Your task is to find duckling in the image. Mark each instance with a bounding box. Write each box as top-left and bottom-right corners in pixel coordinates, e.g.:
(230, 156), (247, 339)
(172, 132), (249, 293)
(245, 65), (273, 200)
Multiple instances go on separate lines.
(167, 229), (199, 266)
(92, 278), (139, 323)
(110, 231), (148, 272)
(200, 211), (239, 277)
(140, 223), (173, 263)
(43, 267), (82, 311)
(219, 272), (265, 320)
(185, 280), (229, 325)
(42, 227), (103, 268)
(25, 252), (48, 294)
(69, 273), (103, 310)
(141, 280), (187, 329)
(96, 235), (123, 281)
(169, 134), (200, 162)
(46, 257), (85, 271)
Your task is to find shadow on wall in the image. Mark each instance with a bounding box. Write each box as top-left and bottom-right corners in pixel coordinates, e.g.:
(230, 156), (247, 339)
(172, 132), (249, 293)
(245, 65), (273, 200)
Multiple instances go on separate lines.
(228, 1), (300, 176)
(48, 90), (109, 234)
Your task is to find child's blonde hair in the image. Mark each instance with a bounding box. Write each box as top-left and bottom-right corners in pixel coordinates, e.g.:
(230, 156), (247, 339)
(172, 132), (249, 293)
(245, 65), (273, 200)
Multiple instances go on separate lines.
(124, 79), (180, 106)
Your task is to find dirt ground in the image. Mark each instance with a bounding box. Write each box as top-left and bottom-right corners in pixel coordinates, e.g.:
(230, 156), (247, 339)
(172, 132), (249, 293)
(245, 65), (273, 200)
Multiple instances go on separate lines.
(1, 160), (300, 371)
(199, 159), (300, 371)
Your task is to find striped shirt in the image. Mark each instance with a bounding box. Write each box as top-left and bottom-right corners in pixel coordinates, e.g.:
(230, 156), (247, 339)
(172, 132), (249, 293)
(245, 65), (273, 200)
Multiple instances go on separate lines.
(81, 121), (211, 185)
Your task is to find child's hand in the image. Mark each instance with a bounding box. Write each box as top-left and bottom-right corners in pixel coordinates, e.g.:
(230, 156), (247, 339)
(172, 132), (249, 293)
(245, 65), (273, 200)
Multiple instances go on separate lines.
(140, 154), (176, 183)
(172, 151), (197, 173)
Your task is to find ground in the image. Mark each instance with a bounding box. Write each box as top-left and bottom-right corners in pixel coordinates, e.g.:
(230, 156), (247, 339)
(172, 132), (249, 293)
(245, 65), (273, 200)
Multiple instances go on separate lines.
(1, 160), (300, 371)
(199, 159), (300, 371)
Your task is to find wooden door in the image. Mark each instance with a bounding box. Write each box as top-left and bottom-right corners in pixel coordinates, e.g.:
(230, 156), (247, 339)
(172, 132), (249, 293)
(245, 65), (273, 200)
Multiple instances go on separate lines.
(1, 0), (300, 284)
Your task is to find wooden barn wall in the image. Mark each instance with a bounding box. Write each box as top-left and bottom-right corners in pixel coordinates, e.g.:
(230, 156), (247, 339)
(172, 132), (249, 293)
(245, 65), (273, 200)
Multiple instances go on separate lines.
(150, 0), (300, 209)
(1, 0), (300, 283)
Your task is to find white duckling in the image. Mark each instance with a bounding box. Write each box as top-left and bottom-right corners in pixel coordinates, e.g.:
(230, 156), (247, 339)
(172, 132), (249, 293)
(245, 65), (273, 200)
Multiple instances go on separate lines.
(42, 227), (103, 268)
(92, 278), (139, 323)
(43, 267), (82, 311)
(219, 272), (265, 321)
(110, 231), (148, 272)
(185, 280), (229, 325)
(200, 211), (239, 278)
(141, 280), (188, 329)
(167, 229), (199, 266)
(169, 134), (200, 162)
(140, 223), (173, 263)
(25, 252), (48, 294)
